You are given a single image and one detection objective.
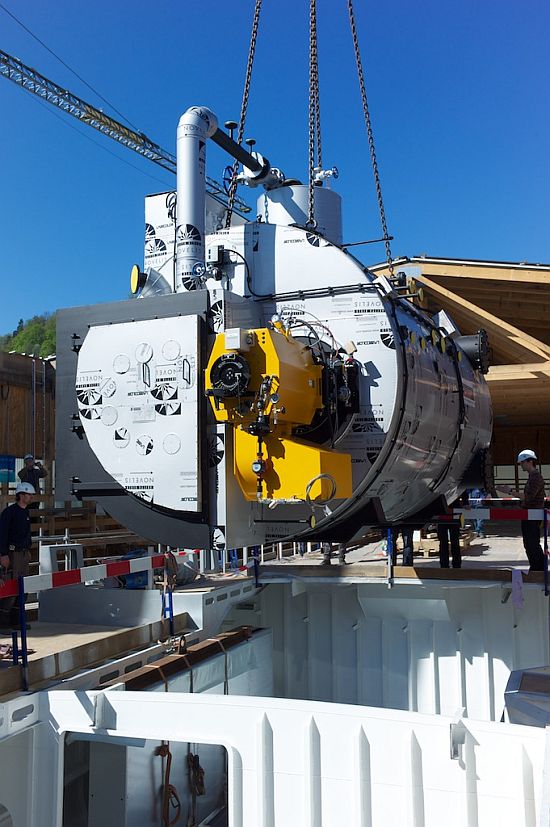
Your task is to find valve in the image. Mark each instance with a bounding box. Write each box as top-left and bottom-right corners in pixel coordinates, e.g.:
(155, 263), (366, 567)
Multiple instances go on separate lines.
(247, 415), (271, 437)
(313, 165), (339, 183)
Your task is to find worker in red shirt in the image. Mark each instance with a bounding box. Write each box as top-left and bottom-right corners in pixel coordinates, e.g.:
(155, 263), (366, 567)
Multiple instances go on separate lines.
(499, 450), (546, 571)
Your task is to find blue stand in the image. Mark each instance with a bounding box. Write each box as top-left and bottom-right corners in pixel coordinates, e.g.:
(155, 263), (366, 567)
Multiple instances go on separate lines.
(11, 631), (18, 666)
(161, 589), (174, 636)
(386, 527), (394, 586)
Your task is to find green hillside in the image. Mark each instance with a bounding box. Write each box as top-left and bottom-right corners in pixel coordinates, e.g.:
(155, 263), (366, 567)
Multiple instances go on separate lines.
(0, 314), (56, 358)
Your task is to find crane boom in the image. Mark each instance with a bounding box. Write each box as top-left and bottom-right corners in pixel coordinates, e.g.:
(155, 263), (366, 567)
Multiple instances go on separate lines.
(0, 48), (250, 212)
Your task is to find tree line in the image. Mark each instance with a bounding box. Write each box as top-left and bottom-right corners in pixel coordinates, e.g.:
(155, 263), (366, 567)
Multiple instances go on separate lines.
(0, 313), (56, 358)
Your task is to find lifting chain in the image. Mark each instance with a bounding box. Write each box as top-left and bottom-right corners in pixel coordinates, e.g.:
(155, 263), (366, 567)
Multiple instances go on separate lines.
(347, 0), (394, 275)
(307, 0), (322, 228)
(225, 0), (263, 228)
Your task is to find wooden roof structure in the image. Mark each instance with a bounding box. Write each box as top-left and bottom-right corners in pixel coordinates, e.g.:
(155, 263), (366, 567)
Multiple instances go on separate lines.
(369, 257), (550, 460)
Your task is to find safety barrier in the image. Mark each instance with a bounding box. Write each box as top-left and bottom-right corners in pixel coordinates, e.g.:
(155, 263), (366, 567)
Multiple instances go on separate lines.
(454, 507), (550, 521)
(0, 537), (272, 690)
(437, 504), (550, 597)
(0, 551), (169, 599)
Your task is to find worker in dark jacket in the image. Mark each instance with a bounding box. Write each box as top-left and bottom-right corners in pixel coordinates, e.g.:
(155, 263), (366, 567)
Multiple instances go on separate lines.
(438, 495), (466, 569)
(18, 454), (47, 507)
(0, 482), (35, 629)
(501, 450), (546, 571)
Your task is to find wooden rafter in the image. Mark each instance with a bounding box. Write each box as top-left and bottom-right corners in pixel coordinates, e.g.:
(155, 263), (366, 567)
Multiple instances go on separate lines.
(416, 274), (550, 364)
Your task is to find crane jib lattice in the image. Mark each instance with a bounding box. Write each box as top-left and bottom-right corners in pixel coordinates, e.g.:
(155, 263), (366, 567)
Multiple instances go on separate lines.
(0, 49), (250, 212)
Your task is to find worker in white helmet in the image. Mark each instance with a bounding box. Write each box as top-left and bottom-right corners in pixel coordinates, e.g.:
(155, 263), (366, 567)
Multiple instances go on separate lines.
(0, 482), (35, 630)
(500, 450), (546, 571)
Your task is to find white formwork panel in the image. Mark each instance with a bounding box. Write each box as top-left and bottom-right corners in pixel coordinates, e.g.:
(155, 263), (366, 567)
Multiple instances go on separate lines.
(0, 633), (273, 827)
(0, 727), (34, 827)
(226, 581), (550, 722)
(40, 690), (548, 827)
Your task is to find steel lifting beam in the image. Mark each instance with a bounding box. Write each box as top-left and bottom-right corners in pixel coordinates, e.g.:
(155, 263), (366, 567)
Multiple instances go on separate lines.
(0, 48), (250, 212)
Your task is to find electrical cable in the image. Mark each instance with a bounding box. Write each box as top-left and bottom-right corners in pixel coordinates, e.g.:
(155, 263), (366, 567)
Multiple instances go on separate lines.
(227, 248), (272, 298)
(0, 1), (140, 131)
(286, 317), (345, 446)
(289, 319), (328, 366)
(289, 314), (339, 353)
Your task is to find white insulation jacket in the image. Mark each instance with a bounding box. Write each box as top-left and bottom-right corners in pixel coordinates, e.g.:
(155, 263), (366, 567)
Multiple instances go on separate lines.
(176, 106), (218, 291)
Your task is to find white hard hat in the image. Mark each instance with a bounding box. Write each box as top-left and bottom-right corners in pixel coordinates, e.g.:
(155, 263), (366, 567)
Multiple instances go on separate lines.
(517, 449), (537, 463)
(23, 454), (34, 461)
(15, 482), (36, 495)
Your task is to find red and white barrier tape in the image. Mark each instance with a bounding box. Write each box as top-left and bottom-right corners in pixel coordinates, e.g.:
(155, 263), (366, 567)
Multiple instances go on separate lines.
(0, 549), (198, 600)
(437, 508), (550, 522)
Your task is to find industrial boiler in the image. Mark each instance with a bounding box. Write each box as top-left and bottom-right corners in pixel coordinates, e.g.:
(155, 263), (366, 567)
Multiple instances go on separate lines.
(56, 106), (492, 551)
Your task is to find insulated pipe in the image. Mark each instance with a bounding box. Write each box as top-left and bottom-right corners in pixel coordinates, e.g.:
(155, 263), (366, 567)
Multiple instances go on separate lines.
(211, 127), (264, 174)
(175, 106), (218, 292)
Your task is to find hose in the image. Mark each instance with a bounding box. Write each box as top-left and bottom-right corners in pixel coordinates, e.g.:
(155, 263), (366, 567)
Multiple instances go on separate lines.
(305, 473), (337, 506)
(156, 742), (181, 826)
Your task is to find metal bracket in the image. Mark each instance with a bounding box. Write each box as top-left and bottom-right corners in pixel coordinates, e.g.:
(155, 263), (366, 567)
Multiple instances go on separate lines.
(372, 275), (397, 298)
(449, 708), (467, 760)
(93, 690), (119, 730)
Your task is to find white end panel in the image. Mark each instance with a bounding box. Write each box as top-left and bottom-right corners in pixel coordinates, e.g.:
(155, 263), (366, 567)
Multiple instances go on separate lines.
(76, 316), (200, 511)
(144, 192), (239, 292)
(144, 192), (175, 287)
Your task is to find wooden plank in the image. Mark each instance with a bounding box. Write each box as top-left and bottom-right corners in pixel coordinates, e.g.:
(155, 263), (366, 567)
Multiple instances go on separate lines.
(393, 566), (545, 584)
(410, 261), (550, 285)
(259, 562), (545, 585)
(488, 362), (550, 378)
(0, 613), (190, 695)
(432, 279), (550, 303)
(464, 303), (550, 321)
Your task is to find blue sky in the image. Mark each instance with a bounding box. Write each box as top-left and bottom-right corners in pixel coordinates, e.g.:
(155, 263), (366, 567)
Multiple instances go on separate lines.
(1, 0), (549, 333)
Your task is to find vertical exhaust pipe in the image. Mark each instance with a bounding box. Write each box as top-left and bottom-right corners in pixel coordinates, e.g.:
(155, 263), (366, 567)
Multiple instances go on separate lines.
(175, 106), (218, 292)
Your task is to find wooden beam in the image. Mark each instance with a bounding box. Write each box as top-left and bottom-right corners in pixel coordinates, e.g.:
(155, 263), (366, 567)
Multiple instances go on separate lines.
(419, 291), (550, 321)
(417, 275), (550, 363)
(487, 362), (550, 380)
(434, 279), (550, 296)
(411, 261), (550, 285)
